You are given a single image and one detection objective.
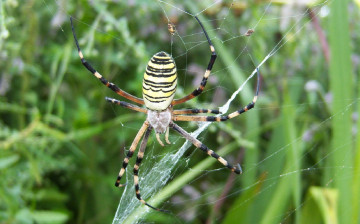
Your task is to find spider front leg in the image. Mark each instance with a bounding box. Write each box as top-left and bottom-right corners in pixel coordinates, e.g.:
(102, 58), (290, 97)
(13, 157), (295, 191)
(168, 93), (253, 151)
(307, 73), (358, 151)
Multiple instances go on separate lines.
(169, 122), (242, 174)
(172, 16), (216, 106)
(114, 121), (149, 187)
(70, 17), (144, 105)
(133, 126), (169, 212)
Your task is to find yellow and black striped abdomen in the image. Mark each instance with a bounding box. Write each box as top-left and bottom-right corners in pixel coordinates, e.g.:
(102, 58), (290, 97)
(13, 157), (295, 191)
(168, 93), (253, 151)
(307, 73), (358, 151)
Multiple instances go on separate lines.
(143, 52), (177, 110)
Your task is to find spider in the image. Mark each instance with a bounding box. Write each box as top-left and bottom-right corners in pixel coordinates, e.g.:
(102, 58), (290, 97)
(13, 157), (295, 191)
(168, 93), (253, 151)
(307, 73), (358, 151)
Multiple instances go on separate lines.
(70, 16), (259, 212)
(168, 22), (176, 35)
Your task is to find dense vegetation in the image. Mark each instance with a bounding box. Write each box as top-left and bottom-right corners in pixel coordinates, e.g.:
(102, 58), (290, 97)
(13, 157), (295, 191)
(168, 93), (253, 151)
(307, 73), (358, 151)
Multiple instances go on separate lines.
(1, 0), (359, 223)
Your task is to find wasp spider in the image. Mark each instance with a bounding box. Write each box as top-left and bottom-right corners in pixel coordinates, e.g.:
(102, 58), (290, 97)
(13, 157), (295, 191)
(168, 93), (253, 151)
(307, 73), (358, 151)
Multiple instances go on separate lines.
(70, 16), (260, 212)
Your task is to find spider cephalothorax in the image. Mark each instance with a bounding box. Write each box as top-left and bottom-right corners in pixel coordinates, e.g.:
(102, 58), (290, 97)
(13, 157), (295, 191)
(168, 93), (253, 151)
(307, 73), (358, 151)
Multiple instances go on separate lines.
(146, 109), (172, 134)
(70, 16), (259, 212)
(146, 109), (172, 146)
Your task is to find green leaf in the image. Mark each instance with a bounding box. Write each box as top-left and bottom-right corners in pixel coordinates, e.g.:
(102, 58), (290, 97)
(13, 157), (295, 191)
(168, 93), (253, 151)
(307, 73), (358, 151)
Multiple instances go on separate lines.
(31, 210), (69, 224)
(0, 154), (20, 170)
(300, 187), (338, 224)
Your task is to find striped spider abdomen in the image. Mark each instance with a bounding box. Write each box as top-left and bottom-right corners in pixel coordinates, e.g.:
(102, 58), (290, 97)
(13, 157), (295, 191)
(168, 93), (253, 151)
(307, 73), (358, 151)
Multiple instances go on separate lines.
(142, 51), (177, 111)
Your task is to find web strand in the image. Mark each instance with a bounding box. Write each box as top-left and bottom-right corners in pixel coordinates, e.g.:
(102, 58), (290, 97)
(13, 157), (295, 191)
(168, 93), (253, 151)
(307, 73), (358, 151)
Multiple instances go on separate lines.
(39, 1), (349, 223)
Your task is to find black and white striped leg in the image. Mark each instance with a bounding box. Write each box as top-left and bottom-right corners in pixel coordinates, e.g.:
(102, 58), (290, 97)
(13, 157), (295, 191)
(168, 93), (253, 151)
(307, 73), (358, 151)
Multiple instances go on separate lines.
(169, 122), (242, 174)
(115, 121), (149, 187)
(173, 67), (260, 122)
(173, 108), (220, 115)
(172, 16), (217, 106)
(173, 97), (257, 122)
(133, 126), (169, 212)
(105, 97), (147, 114)
(70, 17), (144, 105)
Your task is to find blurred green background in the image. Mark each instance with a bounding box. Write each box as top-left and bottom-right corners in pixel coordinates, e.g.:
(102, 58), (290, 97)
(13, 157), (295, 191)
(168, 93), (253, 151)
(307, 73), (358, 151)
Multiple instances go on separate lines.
(1, 0), (359, 223)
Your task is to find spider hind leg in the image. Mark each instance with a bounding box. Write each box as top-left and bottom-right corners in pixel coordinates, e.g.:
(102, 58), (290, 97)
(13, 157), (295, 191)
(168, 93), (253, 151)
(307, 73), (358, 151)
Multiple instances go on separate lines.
(170, 122), (241, 174)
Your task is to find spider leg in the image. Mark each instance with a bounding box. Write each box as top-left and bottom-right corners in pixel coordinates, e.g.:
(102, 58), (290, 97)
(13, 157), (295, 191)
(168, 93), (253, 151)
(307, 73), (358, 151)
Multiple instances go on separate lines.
(115, 121), (149, 187)
(105, 97), (147, 114)
(172, 97), (256, 122)
(155, 129), (171, 146)
(165, 127), (171, 145)
(169, 122), (242, 174)
(172, 16), (216, 106)
(70, 17), (144, 105)
(133, 126), (169, 212)
(174, 68), (260, 122)
(173, 108), (220, 115)
(156, 133), (165, 147)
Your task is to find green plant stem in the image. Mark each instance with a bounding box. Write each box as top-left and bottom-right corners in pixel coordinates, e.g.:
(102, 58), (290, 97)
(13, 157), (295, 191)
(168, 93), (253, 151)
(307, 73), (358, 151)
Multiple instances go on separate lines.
(328, 0), (353, 223)
(46, 42), (71, 118)
(353, 41), (360, 224)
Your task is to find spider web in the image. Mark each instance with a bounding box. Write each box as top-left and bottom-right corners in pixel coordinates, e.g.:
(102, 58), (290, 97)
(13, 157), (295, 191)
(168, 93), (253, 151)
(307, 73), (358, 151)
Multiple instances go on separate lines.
(112, 1), (267, 222)
(39, 0), (358, 223)
(109, 1), (333, 223)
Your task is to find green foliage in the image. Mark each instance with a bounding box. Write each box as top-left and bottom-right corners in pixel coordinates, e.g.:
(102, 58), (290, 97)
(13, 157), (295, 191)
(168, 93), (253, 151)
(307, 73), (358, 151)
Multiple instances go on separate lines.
(299, 187), (338, 224)
(0, 0), (359, 223)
